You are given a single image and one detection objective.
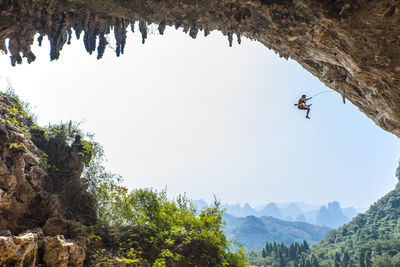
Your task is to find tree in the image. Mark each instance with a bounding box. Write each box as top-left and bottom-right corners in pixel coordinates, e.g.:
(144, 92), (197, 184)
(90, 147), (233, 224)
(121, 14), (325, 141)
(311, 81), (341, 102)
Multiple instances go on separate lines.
(365, 250), (372, 267)
(262, 248), (267, 258)
(302, 240), (309, 252)
(278, 250), (285, 267)
(310, 254), (320, 267)
(334, 252), (341, 267)
(341, 251), (350, 267)
(289, 243), (296, 260)
(358, 250), (366, 267)
(395, 161), (400, 182)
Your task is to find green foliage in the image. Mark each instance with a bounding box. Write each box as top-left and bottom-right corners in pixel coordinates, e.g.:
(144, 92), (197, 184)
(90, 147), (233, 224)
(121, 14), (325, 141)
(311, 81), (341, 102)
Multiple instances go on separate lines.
(395, 161), (400, 182)
(282, 160), (400, 266)
(249, 240), (312, 266)
(8, 142), (26, 151)
(0, 89), (246, 266)
(251, 159), (400, 266)
(43, 120), (83, 145)
(0, 87), (36, 137)
(81, 139), (122, 218)
(0, 87), (36, 122)
(100, 189), (247, 266)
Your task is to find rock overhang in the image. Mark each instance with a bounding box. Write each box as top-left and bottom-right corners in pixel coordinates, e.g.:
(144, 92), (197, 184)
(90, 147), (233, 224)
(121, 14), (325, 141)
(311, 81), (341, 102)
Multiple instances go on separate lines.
(1, 0), (400, 137)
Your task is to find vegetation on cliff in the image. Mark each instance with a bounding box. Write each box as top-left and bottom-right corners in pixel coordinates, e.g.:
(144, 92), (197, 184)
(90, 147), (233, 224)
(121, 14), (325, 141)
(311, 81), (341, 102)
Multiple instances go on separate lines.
(0, 88), (247, 266)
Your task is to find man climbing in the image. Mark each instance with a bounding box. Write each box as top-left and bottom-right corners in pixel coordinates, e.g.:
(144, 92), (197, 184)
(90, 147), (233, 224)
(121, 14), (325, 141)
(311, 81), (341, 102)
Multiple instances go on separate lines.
(297, 95), (312, 119)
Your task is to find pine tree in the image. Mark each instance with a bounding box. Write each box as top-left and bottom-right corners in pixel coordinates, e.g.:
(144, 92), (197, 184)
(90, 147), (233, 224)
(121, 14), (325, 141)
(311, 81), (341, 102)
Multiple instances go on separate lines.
(358, 250), (366, 267)
(265, 242), (271, 254)
(262, 247), (267, 258)
(302, 240), (309, 252)
(341, 251), (350, 267)
(365, 250), (372, 267)
(334, 252), (341, 267)
(289, 243), (296, 260)
(310, 254), (320, 267)
(278, 250), (285, 267)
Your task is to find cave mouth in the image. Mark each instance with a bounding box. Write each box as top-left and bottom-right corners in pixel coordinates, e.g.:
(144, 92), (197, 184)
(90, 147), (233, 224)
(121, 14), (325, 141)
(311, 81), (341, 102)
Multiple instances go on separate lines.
(2, 23), (398, 210)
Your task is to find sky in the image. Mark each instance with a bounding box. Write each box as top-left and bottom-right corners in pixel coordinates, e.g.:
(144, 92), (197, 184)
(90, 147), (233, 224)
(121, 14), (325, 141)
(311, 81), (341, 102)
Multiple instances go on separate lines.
(0, 25), (399, 210)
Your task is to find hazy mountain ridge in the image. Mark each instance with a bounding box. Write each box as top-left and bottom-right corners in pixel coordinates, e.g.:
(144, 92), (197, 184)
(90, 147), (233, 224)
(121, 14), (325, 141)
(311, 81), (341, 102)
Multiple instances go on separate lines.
(193, 199), (359, 228)
(223, 213), (331, 250)
(249, 168), (400, 266)
(310, 181), (400, 265)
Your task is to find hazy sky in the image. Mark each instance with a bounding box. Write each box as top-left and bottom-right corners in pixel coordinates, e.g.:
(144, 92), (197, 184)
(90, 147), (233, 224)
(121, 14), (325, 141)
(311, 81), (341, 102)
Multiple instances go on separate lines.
(1, 25), (399, 209)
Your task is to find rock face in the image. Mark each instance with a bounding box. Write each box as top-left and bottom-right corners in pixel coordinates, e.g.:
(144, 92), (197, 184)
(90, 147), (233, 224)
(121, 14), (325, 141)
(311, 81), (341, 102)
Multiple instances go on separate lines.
(0, 95), (95, 233)
(0, 232), (38, 267)
(1, 0), (400, 137)
(43, 235), (86, 267)
(0, 95), (93, 265)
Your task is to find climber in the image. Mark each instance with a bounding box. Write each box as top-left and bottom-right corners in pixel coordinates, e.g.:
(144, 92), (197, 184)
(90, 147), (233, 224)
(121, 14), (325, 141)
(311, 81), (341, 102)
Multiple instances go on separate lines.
(297, 95), (312, 119)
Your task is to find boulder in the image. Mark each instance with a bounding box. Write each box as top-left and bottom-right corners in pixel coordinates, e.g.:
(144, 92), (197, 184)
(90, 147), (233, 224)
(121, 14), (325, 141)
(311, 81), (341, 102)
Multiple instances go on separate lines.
(0, 232), (38, 267)
(43, 235), (86, 267)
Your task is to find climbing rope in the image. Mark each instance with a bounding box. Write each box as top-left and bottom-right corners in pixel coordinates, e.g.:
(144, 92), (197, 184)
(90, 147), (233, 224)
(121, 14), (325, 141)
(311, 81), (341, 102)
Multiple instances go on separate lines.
(310, 90), (333, 98)
(294, 90), (333, 107)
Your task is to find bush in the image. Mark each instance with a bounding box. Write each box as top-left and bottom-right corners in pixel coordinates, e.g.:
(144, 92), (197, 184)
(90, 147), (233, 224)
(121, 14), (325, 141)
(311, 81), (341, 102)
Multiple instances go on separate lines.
(100, 188), (247, 266)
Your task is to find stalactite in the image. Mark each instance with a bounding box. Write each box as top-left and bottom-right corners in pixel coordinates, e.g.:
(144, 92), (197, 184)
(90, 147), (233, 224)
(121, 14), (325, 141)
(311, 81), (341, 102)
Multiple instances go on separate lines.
(75, 29), (82, 40)
(10, 54), (22, 67)
(139, 20), (147, 44)
(83, 30), (96, 55)
(158, 20), (166, 35)
(189, 27), (198, 39)
(49, 30), (68, 61)
(37, 35), (43, 47)
(97, 34), (107, 60)
(67, 28), (72, 45)
(175, 22), (182, 29)
(228, 32), (233, 47)
(114, 18), (127, 57)
(130, 22), (135, 33)
(23, 50), (36, 64)
(0, 39), (7, 54)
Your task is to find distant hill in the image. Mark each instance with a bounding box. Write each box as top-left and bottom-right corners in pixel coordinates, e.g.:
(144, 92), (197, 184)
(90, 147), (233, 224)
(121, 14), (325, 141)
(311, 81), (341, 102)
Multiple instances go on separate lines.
(249, 165), (400, 266)
(194, 200), (360, 229)
(316, 201), (349, 228)
(310, 182), (400, 265)
(259, 203), (282, 218)
(223, 214), (331, 250)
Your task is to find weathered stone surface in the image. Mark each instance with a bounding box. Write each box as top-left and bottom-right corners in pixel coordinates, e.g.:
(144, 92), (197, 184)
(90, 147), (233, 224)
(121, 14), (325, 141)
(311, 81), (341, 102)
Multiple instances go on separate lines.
(1, 0), (400, 137)
(0, 232), (38, 267)
(0, 94), (96, 265)
(0, 95), (95, 233)
(43, 235), (86, 267)
(43, 217), (88, 239)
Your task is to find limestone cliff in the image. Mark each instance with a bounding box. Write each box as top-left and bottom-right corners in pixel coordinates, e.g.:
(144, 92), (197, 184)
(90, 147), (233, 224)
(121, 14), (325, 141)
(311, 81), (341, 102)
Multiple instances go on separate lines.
(1, 0), (400, 137)
(0, 95), (94, 266)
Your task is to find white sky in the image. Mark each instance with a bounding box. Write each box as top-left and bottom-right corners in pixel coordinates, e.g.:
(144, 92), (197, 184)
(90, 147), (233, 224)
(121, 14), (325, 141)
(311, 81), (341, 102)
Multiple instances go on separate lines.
(1, 25), (399, 209)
